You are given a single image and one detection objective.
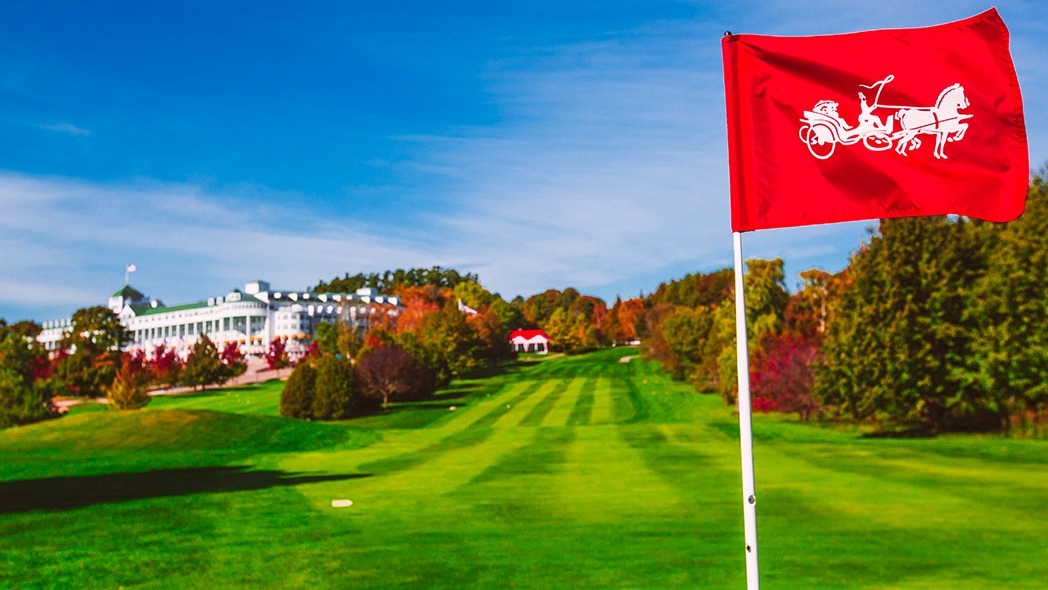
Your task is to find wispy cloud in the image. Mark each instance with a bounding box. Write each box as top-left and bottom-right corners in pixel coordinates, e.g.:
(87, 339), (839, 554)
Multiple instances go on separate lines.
(0, 172), (445, 321)
(394, 18), (863, 297)
(37, 123), (90, 137)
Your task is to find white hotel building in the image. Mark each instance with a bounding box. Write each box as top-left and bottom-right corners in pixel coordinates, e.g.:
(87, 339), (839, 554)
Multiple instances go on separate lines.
(38, 280), (401, 357)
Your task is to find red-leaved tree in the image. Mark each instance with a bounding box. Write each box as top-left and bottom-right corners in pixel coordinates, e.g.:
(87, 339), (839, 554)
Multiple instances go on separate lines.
(751, 333), (821, 421)
(220, 341), (246, 379)
(149, 343), (181, 386)
(265, 337), (289, 370)
(356, 345), (429, 408)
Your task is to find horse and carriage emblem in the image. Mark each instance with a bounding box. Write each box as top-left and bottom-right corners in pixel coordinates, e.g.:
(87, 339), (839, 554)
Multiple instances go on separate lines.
(799, 75), (971, 160)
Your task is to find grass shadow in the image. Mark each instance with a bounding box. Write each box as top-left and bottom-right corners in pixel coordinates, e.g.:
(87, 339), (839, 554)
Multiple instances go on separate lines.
(0, 466), (371, 514)
(860, 427), (937, 439)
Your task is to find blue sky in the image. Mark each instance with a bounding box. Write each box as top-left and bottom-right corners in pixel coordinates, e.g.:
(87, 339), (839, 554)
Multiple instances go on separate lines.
(2, 1), (1046, 322)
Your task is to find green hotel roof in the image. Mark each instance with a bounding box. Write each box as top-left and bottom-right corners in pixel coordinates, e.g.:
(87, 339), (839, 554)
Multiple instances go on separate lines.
(128, 292), (267, 316)
(111, 285), (145, 299)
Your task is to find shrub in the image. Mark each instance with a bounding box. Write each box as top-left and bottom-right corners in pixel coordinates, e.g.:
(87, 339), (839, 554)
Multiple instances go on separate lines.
(107, 359), (150, 410)
(312, 355), (368, 420)
(279, 362), (317, 419)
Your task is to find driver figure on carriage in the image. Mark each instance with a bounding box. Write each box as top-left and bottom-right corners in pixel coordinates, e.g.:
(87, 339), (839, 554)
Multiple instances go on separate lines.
(857, 92), (891, 133)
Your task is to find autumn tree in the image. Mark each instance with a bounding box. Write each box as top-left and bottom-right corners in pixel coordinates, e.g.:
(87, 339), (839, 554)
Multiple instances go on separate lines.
(615, 297), (646, 343)
(490, 297), (526, 335)
(219, 341), (247, 380)
(420, 302), (485, 380)
(467, 308), (516, 366)
(107, 352), (150, 410)
(356, 344), (430, 408)
(751, 333), (820, 421)
(544, 308), (584, 352)
(394, 284), (447, 335)
(522, 290), (561, 327)
(661, 305), (717, 384)
(265, 337), (290, 370)
(148, 343), (181, 387)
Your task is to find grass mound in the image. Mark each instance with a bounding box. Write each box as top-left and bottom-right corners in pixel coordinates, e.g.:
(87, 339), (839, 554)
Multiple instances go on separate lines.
(0, 408), (377, 456)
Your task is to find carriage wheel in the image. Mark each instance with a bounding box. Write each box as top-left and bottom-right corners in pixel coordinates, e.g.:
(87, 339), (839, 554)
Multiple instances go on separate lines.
(805, 123), (835, 159)
(798, 125), (811, 144)
(862, 132), (892, 151)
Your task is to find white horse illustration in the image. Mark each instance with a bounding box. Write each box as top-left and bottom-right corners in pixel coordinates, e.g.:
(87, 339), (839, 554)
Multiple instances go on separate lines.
(894, 84), (971, 159)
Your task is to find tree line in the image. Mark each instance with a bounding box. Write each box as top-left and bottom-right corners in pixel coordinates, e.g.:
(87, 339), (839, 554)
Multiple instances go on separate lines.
(641, 170), (1048, 435)
(314, 266), (478, 295)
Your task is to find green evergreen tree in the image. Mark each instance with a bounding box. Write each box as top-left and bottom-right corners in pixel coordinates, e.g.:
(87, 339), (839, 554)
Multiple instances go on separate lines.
(312, 355), (366, 420)
(971, 170), (1048, 431)
(279, 362), (317, 419)
(181, 335), (224, 390)
(814, 217), (985, 430)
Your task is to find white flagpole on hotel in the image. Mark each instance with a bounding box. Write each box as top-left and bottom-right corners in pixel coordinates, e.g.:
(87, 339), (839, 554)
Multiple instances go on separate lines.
(733, 231), (760, 589)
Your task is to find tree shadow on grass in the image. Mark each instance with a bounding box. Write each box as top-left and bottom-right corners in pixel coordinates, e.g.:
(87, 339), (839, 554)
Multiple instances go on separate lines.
(0, 467), (371, 514)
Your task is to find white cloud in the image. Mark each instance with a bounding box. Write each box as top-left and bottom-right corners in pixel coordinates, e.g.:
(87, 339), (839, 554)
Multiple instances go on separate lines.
(0, 172), (444, 321)
(37, 123), (90, 137)
(392, 18), (844, 301)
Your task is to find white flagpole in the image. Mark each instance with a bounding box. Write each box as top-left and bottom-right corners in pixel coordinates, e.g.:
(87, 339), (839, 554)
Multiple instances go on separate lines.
(733, 230), (760, 589)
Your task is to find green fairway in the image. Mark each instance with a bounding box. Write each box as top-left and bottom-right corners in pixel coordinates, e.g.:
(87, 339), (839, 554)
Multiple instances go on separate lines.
(146, 379), (287, 416)
(2, 348), (1046, 588)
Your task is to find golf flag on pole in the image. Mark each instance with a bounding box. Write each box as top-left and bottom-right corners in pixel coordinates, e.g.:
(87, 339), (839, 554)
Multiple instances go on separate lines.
(722, 8), (1028, 232)
(721, 9), (1027, 589)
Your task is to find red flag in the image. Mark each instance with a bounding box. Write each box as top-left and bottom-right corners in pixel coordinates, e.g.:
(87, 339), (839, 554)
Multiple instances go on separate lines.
(722, 8), (1028, 232)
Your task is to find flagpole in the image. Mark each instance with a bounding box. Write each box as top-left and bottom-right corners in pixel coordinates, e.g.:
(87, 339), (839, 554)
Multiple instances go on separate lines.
(733, 230), (760, 589)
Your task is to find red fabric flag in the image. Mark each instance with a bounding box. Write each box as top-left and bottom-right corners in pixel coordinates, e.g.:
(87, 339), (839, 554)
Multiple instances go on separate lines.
(722, 8), (1028, 232)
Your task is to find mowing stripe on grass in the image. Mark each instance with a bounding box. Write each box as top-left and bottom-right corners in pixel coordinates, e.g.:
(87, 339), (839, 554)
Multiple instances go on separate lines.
(566, 378), (595, 427)
(621, 377), (649, 424)
(553, 424), (684, 522)
(517, 379), (568, 427)
(588, 378), (618, 426)
(541, 377), (586, 428)
(468, 380), (546, 430)
(345, 380), (541, 477)
(296, 418), (545, 520)
(608, 376), (636, 424)
(488, 380), (556, 429)
(468, 426), (576, 485)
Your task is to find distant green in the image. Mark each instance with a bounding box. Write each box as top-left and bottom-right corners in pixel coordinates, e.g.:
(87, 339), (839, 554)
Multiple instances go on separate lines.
(1, 348), (1046, 588)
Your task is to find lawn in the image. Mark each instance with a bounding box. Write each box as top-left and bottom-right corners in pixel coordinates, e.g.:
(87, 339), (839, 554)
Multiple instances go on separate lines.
(1, 348), (1046, 588)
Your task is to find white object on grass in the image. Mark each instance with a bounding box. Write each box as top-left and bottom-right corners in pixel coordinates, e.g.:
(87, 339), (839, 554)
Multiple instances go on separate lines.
(331, 499), (353, 508)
